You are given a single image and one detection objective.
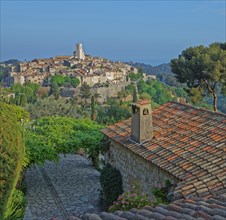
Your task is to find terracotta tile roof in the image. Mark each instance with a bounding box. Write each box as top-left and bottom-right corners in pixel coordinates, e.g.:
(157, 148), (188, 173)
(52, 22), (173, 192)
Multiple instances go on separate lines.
(83, 193), (226, 220)
(102, 102), (226, 199)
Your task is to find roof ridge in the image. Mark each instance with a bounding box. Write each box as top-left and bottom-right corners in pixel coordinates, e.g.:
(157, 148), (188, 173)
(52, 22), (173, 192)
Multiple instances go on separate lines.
(167, 101), (226, 117)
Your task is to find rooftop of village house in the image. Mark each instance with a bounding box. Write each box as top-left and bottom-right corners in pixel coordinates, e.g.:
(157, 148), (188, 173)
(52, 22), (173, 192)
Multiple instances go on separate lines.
(102, 101), (226, 200)
(83, 192), (226, 220)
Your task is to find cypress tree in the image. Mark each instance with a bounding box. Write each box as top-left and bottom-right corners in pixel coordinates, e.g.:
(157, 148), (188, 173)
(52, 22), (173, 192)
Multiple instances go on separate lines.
(20, 93), (27, 106)
(133, 88), (138, 103)
(91, 95), (96, 121)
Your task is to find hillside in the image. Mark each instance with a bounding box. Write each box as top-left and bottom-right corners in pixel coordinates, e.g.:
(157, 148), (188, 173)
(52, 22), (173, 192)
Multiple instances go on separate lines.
(126, 62), (172, 75)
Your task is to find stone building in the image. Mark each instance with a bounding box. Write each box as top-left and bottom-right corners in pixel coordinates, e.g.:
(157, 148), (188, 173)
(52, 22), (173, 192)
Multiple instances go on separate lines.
(83, 100), (226, 220)
(12, 74), (25, 85)
(74, 43), (85, 60)
(102, 100), (226, 200)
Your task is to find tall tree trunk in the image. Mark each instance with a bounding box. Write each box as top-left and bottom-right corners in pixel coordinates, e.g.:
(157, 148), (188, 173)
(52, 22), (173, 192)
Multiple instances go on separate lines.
(213, 93), (217, 112)
(204, 80), (217, 112)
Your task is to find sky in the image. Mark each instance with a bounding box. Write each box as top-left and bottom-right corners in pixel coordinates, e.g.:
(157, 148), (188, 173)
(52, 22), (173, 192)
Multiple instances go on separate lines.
(0, 0), (225, 66)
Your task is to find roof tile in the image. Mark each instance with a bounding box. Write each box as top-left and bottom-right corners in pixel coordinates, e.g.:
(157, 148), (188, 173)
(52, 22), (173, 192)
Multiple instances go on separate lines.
(102, 101), (226, 199)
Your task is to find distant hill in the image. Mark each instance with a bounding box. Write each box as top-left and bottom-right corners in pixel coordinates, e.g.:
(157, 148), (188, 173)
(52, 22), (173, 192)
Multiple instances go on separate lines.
(126, 62), (173, 75)
(0, 59), (20, 65)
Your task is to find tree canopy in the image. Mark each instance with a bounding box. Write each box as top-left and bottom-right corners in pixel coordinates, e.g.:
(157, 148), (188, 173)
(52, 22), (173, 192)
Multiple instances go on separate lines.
(50, 75), (80, 88)
(171, 43), (226, 111)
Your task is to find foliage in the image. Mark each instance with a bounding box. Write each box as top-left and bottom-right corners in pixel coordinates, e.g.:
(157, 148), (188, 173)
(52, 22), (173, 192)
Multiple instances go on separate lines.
(10, 83), (40, 105)
(71, 77), (80, 87)
(91, 95), (96, 121)
(138, 79), (177, 105)
(49, 82), (60, 99)
(0, 71), (8, 82)
(96, 98), (131, 125)
(100, 164), (123, 209)
(117, 90), (130, 99)
(0, 103), (26, 219)
(152, 188), (169, 205)
(36, 87), (49, 98)
(50, 74), (65, 85)
(50, 74), (80, 88)
(171, 42), (226, 111)
(20, 93), (27, 107)
(26, 96), (81, 119)
(109, 182), (156, 212)
(152, 181), (171, 205)
(132, 89), (138, 103)
(80, 83), (91, 104)
(128, 72), (143, 81)
(25, 116), (103, 166)
(139, 92), (151, 100)
(2, 189), (26, 220)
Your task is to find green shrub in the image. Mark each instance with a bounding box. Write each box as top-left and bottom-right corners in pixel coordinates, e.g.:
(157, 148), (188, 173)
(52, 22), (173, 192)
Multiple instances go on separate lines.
(0, 103), (26, 219)
(152, 180), (171, 205)
(109, 182), (156, 212)
(100, 164), (123, 209)
(2, 189), (26, 220)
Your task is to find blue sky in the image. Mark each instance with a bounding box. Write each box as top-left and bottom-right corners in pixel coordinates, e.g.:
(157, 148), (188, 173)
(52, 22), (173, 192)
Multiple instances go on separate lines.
(1, 0), (225, 65)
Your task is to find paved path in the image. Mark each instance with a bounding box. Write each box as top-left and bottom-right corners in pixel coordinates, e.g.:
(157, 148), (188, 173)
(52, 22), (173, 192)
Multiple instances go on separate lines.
(23, 154), (101, 220)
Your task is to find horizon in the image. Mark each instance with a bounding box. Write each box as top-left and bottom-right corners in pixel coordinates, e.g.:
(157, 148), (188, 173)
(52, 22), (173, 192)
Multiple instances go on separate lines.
(1, 0), (225, 66)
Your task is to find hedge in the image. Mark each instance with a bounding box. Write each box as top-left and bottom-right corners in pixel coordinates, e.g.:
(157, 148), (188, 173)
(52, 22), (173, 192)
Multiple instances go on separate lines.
(0, 103), (27, 219)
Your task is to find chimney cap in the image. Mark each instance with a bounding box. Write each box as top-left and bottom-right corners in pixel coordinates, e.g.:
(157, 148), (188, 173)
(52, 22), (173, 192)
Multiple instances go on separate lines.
(134, 99), (151, 106)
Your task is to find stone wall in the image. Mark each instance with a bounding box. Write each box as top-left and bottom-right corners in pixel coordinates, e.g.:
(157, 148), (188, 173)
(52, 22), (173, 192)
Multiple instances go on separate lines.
(61, 82), (129, 103)
(92, 82), (129, 103)
(105, 140), (180, 195)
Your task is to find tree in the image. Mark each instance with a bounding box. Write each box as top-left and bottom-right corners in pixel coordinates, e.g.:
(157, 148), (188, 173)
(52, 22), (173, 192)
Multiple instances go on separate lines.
(71, 77), (80, 88)
(20, 93), (27, 106)
(49, 82), (60, 99)
(171, 43), (226, 111)
(11, 83), (39, 104)
(132, 88), (138, 103)
(94, 93), (101, 104)
(91, 95), (96, 121)
(50, 74), (65, 86)
(26, 96), (80, 119)
(80, 83), (91, 105)
(96, 102), (131, 125)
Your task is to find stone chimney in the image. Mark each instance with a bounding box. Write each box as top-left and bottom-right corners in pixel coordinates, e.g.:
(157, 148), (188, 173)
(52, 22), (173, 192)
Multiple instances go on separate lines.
(131, 99), (153, 143)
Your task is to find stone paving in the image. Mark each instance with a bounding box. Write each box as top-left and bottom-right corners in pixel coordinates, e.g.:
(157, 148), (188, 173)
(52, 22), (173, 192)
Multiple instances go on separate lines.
(23, 154), (101, 220)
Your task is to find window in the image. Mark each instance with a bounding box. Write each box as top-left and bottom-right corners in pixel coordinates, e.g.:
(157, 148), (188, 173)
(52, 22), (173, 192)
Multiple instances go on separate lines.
(143, 108), (149, 115)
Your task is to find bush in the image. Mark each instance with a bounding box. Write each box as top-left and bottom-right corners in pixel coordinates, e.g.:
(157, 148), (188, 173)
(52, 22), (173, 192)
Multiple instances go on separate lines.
(152, 181), (171, 205)
(2, 189), (26, 219)
(0, 103), (26, 219)
(100, 164), (123, 209)
(109, 182), (156, 212)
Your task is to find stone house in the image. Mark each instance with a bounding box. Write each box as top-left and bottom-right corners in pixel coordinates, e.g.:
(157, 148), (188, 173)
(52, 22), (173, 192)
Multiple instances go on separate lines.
(12, 74), (25, 85)
(80, 74), (107, 87)
(25, 72), (48, 84)
(102, 100), (226, 201)
(83, 100), (225, 220)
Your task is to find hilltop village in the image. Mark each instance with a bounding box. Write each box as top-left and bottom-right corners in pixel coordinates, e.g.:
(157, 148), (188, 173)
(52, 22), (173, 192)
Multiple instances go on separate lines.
(4, 44), (153, 87)
(1, 42), (225, 220)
